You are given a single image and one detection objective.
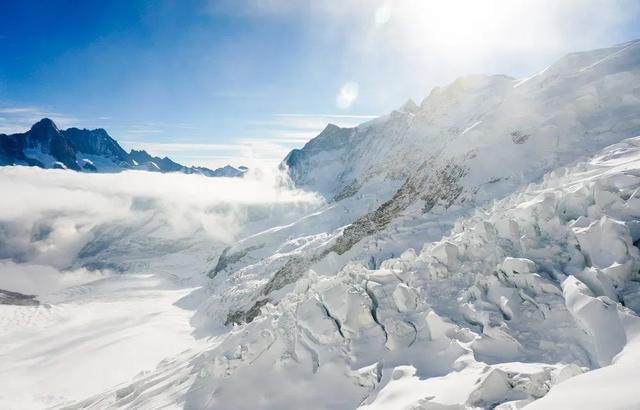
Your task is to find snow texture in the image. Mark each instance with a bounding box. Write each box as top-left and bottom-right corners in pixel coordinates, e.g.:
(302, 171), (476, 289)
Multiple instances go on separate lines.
(2, 40), (640, 409)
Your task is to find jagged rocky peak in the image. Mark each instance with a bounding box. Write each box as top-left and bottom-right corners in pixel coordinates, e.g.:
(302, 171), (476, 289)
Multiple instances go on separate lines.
(283, 124), (350, 164)
(129, 149), (154, 162)
(0, 118), (248, 177)
(299, 123), (354, 152)
(398, 98), (419, 113)
(419, 74), (513, 112)
(26, 117), (63, 147)
(284, 40), (640, 203)
(30, 117), (59, 133)
(281, 122), (355, 194)
(63, 126), (131, 164)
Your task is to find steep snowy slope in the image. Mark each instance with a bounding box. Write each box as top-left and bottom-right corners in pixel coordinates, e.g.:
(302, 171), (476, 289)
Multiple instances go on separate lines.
(197, 39), (640, 335)
(285, 39), (640, 202)
(0, 167), (320, 409)
(5, 40), (640, 410)
(61, 132), (640, 410)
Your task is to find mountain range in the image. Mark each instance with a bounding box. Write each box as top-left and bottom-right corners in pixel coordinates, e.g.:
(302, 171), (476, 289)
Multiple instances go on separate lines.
(0, 118), (247, 177)
(2, 39), (640, 410)
(42, 39), (640, 409)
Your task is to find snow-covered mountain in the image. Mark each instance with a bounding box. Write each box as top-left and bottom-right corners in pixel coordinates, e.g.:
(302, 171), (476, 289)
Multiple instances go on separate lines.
(207, 39), (640, 330)
(285, 40), (640, 202)
(0, 118), (247, 177)
(2, 39), (640, 410)
(69, 134), (640, 409)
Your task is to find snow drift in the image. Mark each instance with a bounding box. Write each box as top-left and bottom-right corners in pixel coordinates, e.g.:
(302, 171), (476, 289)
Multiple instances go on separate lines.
(0, 166), (321, 408)
(56, 133), (640, 410)
(3, 40), (640, 410)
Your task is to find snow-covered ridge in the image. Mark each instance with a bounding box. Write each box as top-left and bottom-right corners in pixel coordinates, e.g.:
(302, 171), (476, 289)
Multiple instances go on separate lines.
(61, 133), (640, 410)
(284, 39), (640, 202)
(208, 38), (640, 334)
(3, 39), (640, 409)
(0, 118), (246, 177)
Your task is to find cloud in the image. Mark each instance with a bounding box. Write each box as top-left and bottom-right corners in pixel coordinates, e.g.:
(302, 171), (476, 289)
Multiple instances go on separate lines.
(120, 141), (243, 153)
(0, 106), (80, 134)
(0, 166), (322, 295)
(118, 111), (378, 168)
(274, 113), (377, 120)
(241, 112), (375, 161)
(0, 261), (108, 296)
(119, 140), (295, 168)
(0, 108), (40, 114)
(254, 113), (372, 135)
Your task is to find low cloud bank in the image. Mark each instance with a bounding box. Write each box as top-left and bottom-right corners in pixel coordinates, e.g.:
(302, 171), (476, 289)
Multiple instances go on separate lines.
(0, 166), (321, 294)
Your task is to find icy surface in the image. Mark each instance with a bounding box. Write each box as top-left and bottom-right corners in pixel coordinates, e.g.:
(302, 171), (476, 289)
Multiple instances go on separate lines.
(53, 133), (640, 410)
(2, 40), (640, 409)
(0, 167), (319, 409)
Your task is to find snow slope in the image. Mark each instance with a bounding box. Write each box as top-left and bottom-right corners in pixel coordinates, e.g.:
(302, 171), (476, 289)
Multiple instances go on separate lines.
(58, 131), (640, 410)
(285, 39), (640, 202)
(3, 40), (640, 410)
(0, 273), (201, 409)
(194, 39), (640, 343)
(0, 167), (320, 410)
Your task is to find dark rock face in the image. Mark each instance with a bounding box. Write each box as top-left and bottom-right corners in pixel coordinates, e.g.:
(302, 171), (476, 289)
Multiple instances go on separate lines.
(63, 127), (131, 165)
(32, 118), (79, 169)
(129, 149), (183, 172)
(330, 160), (468, 256)
(282, 123), (354, 188)
(0, 133), (29, 165)
(206, 165), (246, 177)
(129, 149), (247, 176)
(0, 118), (247, 177)
(0, 118), (79, 169)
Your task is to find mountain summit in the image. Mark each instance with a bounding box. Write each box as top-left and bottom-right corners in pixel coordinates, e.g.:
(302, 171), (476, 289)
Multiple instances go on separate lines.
(0, 118), (247, 177)
(4, 40), (640, 410)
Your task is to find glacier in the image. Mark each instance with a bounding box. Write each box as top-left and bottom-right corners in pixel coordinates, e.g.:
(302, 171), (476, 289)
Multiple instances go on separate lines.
(1, 39), (640, 409)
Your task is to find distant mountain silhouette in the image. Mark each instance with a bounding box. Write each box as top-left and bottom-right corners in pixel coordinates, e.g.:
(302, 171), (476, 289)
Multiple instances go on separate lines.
(0, 118), (246, 177)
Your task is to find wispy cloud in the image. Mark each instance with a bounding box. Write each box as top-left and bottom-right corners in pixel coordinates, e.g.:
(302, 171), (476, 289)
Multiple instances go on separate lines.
(121, 127), (165, 136)
(190, 111), (379, 166)
(207, 0), (640, 109)
(0, 106), (80, 134)
(0, 102), (377, 168)
(255, 112), (375, 135)
(0, 165), (321, 293)
(0, 107), (41, 114)
(119, 137), (299, 169)
(274, 113), (377, 119)
(120, 141), (243, 153)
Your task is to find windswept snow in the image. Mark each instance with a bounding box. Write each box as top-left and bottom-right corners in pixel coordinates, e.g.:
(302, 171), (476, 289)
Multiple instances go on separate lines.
(53, 133), (640, 410)
(0, 167), (320, 409)
(0, 273), (201, 409)
(3, 40), (640, 410)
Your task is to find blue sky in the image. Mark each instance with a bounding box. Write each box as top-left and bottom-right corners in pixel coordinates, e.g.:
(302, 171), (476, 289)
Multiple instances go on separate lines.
(1, 0), (639, 168)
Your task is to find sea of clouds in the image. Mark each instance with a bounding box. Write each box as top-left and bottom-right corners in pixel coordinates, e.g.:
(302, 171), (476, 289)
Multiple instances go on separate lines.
(0, 166), (322, 294)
